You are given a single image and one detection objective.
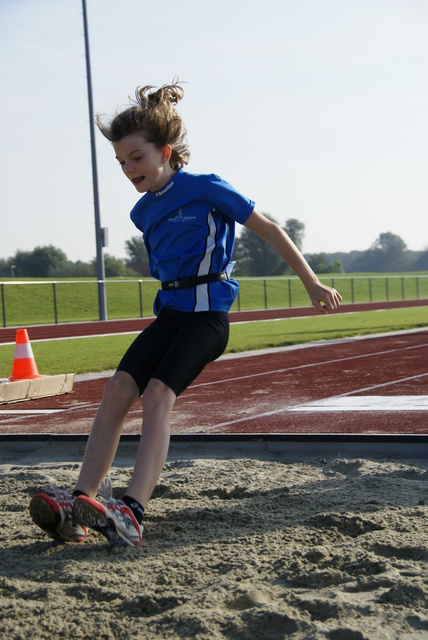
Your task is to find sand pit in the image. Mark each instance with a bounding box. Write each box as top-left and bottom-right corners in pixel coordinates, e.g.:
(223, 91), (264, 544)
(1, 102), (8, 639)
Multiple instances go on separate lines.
(0, 439), (427, 639)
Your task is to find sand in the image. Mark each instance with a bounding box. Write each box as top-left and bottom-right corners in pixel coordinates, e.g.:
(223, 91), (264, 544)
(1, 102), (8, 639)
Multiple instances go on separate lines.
(0, 439), (427, 640)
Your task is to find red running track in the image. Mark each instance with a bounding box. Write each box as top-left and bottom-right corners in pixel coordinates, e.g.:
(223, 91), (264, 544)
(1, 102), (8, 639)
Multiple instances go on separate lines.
(1, 328), (427, 436)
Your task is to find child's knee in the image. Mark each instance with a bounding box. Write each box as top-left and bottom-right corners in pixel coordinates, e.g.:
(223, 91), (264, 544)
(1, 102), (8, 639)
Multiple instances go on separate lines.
(104, 371), (139, 404)
(143, 378), (176, 411)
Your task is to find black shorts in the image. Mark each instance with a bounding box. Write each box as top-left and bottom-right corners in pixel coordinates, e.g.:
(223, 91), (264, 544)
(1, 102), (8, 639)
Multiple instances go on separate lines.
(116, 308), (229, 397)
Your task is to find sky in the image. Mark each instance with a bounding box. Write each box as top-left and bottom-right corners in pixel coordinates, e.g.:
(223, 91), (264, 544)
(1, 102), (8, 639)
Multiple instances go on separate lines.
(1, 0), (427, 264)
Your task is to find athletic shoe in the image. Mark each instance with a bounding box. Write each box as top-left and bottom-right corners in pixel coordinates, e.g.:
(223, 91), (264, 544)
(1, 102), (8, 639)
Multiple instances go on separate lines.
(74, 484), (143, 548)
(29, 485), (87, 543)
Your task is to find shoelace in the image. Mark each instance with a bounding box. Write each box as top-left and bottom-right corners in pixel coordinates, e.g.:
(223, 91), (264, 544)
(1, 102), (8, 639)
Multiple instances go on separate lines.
(96, 477), (123, 511)
(43, 484), (74, 503)
(44, 480), (113, 507)
(96, 478), (137, 531)
(44, 478), (113, 502)
(97, 477), (113, 501)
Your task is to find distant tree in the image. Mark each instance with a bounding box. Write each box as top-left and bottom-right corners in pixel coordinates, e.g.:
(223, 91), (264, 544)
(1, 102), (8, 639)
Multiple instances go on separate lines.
(12, 250), (30, 277)
(307, 253), (330, 274)
(329, 259), (343, 273)
(349, 232), (411, 272)
(125, 236), (150, 276)
(50, 260), (95, 278)
(415, 249), (428, 270)
(284, 218), (305, 251)
(13, 245), (67, 277)
(233, 213), (285, 276)
(373, 232), (407, 267)
(97, 254), (138, 278)
(0, 258), (11, 277)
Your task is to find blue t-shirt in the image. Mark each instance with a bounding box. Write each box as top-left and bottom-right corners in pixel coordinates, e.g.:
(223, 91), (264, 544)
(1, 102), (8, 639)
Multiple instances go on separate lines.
(130, 170), (254, 314)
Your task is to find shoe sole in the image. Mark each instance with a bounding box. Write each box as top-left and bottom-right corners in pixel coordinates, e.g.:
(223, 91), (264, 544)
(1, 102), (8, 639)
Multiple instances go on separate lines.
(29, 494), (86, 543)
(30, 494), (86, 544)
(73, 498), (140, 547)
(30, 494), (63, 541)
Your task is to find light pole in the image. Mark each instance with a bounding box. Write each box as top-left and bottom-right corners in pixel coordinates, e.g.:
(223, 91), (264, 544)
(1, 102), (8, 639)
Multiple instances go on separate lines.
(81, 0), (107, 321)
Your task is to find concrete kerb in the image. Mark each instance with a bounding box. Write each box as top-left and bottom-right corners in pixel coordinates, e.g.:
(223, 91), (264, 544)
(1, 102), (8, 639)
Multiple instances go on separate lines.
(0, 434), (427, 467)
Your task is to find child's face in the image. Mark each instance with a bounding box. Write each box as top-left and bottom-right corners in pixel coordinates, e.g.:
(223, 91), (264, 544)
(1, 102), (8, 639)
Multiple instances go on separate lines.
(113, 133), (172, 193)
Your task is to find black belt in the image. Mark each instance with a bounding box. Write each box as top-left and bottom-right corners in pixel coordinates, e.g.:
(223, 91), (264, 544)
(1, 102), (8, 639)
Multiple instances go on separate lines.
(161, 272), (229, 291)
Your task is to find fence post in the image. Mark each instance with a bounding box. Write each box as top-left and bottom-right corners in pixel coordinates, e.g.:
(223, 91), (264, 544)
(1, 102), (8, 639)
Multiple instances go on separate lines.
(97, 280), (107, 320)
(401, 277), (405, 301)
(351, 278), (354, 303)
(263, 279), (267, 309)
(53, 282), (58, 324)
(385, 277), (389, 301)
(1, 283), (6, 328)
(288, 279), (292, 308)
(138, 280), (143, 317)
(416, 276), (420, 300)
(369, 277), (372, 302)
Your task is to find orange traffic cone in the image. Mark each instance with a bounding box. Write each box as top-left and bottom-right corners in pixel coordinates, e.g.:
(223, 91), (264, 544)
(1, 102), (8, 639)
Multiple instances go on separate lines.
(9, 329), (43, 381)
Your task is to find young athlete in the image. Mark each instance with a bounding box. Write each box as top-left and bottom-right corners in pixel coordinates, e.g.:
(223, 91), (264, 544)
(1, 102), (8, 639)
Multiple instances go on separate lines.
(30, 80), (342, 547)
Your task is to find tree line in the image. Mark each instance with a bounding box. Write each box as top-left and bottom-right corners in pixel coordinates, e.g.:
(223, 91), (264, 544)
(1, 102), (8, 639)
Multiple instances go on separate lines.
(1, 215), (427, 278)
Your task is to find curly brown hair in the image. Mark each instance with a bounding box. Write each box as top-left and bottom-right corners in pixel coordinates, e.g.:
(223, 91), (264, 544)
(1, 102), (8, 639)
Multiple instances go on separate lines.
(96, 79), (190, 171)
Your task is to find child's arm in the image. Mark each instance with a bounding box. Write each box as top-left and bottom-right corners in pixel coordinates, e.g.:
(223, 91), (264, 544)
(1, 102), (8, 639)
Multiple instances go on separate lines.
(243, 210), (342, 314)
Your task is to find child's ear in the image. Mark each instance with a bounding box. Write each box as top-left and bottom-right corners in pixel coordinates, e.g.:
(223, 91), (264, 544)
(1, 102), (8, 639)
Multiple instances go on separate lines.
(162, 145), (172, 163)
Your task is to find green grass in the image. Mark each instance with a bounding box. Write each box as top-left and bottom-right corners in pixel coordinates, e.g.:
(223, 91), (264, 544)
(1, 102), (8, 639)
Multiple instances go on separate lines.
(1, 273), (427, 325)
(227, 306), (427, 352)
(1, 306), (426, 377)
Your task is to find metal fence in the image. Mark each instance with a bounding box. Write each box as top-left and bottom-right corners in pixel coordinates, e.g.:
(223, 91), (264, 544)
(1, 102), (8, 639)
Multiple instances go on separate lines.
(1, 275), (428, 328)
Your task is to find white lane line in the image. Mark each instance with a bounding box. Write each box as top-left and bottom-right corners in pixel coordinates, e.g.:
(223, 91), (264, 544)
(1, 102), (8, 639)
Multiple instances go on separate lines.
(0, 409), (65, 415)
(291, 396), (428, 412)
(191, 342), (428, 389)
(194, 374), (428, 431)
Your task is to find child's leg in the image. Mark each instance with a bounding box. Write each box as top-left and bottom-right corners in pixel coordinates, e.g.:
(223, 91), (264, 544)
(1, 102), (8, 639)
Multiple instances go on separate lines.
(79, 311), (226, 505)
(69, 311), (228, 546)
(29, 370), (140, 544)
(71, 377), (175, 548)
(126, 378), (176, 508)
(73, 370), (140, 498)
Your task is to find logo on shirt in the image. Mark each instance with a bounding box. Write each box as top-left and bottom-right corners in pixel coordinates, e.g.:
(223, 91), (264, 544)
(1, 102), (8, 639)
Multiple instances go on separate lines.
(168, 208), (196, 223)
(155, 181), (174, 197)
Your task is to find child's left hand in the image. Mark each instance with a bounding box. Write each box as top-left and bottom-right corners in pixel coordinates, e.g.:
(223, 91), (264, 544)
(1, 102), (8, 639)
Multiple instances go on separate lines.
(308, 283), (342, 314)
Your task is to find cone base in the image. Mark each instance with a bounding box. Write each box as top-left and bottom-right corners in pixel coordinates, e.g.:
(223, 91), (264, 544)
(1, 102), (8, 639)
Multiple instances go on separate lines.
(9, 374), (43, 382)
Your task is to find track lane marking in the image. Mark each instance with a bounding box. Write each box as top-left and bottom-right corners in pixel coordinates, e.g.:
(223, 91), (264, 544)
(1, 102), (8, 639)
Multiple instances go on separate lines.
(292, 396), (428, 412)
(0, 409), (65, 415)
(191, 342), (428, 388)
(193, 372), (428, 431)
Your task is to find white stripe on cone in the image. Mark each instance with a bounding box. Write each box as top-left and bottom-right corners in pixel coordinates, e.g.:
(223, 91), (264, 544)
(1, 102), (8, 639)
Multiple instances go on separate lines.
(14, 343), (35, 360)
